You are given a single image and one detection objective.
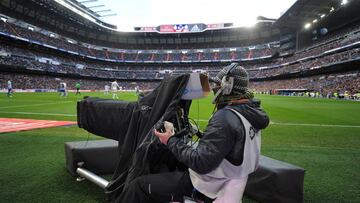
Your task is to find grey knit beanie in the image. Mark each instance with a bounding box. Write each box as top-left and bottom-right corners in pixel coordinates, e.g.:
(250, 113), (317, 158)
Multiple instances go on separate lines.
(212, 63), (249, 94)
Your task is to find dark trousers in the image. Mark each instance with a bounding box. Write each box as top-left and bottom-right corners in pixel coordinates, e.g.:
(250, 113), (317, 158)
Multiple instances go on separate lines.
(116, 171), (213, 203)
(76, 88), (80, 95)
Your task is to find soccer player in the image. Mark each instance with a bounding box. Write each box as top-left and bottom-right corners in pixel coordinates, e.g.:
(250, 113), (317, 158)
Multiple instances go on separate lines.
(111, 80), (121, 99)
(75, 82), (81, 95)
(104, 85), (110, 94)
(135, 85), (140, 95)
(59, 82), (67, 97)
(7, 80), (13, 97)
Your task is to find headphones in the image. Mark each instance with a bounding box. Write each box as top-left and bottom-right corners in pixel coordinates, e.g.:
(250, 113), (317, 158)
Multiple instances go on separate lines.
(221, 62), (238, 95)
(212, 63), (238, 104)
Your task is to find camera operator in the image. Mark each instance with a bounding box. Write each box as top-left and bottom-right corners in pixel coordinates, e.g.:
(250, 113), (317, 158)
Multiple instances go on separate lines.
(117, 63), (269, 203)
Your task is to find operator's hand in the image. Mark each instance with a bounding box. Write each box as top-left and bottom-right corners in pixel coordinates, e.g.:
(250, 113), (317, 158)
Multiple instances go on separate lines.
(154, 121), (175, 145)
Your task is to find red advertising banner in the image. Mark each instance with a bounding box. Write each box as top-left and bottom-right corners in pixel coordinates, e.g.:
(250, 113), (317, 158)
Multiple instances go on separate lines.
(160, 25), (175, 32)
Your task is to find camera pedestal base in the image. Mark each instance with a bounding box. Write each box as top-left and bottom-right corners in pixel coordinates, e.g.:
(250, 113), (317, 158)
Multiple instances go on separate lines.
(64, 140), (304, 202)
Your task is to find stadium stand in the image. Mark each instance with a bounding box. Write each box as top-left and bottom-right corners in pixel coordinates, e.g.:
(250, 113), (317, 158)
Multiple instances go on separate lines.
(251, 70), (360, 96)
(0, 19), (280, 62)
(0, 0), (359, 99)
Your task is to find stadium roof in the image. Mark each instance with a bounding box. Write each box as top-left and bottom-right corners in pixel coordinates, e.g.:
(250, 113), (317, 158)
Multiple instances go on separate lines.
(1, 0), (359, 49)
(275, 0), (359, 30)
(69, 0), (101, 18)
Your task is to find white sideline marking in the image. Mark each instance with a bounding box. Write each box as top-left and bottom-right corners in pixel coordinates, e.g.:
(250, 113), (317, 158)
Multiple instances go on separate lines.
(269, 121), (360, 128)
(196, 119), (360, 128)
(0, 101), (73, 109)
(0, 111), (76, 117)
(0, 112), (359, 128)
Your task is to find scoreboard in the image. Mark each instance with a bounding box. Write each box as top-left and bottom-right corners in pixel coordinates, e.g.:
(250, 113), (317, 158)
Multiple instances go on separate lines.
(134, 23), (233, 33)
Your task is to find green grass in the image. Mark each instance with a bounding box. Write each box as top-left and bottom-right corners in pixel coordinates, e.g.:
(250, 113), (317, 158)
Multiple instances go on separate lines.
(0, 92), (359, 202)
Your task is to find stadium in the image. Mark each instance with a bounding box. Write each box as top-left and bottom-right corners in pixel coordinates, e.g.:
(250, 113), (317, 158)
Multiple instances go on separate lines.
(0, 0), (359, 202)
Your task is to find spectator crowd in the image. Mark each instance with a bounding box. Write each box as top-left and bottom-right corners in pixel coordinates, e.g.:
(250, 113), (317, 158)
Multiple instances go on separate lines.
(0, 16), (359, 98)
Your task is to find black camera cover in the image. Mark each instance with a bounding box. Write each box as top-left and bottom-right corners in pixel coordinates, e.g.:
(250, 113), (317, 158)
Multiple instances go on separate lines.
(77, 74), (191, 201)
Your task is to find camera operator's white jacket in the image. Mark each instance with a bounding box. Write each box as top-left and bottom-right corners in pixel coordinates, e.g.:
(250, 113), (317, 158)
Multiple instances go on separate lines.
(167, 101), (269, 202)
(189, 108), (260, 202)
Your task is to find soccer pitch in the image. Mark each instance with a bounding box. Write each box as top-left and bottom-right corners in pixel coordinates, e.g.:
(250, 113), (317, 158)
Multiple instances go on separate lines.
(0, 92), (359, 202)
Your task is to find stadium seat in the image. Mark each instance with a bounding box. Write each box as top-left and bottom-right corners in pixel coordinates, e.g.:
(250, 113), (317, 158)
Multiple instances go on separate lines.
(64, 139), (119, 177)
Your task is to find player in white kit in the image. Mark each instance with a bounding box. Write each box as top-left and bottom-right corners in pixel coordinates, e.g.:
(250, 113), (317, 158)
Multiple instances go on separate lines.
(7, 80), (13, 97)
(104, 85), (110, 94)
(111, 80), (121, 99)
(59, 82), (67, 97)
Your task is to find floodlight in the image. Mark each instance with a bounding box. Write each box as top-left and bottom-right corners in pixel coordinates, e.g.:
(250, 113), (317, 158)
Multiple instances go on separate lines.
(320, 14), (326, 18)
(330, 7), (335, 12)
(341, 0), (348, 5)
(304, 23), (311, 29)
(313, 19), (318, 23)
